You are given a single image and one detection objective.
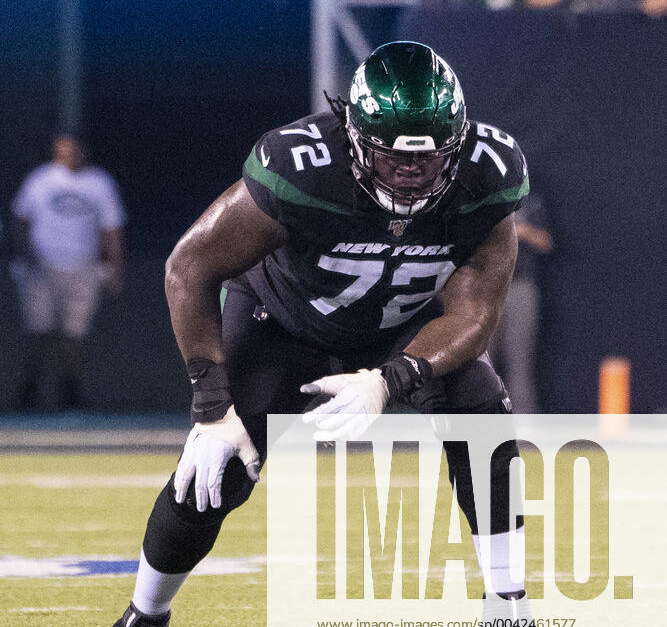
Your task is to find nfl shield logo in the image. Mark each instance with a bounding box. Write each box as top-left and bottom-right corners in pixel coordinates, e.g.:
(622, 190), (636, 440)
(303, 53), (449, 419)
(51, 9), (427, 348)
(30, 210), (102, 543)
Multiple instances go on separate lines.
(388, 219), (410, 237)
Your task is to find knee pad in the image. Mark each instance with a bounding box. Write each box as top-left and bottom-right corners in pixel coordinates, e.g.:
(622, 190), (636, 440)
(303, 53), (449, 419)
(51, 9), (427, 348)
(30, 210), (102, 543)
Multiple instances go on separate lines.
(142, 458), (257, 574)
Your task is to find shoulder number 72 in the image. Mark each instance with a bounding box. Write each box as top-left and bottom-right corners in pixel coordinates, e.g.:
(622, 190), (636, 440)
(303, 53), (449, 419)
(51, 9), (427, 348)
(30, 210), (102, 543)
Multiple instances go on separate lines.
(470, 123), (515, 177)
(280, 123), (331, 171)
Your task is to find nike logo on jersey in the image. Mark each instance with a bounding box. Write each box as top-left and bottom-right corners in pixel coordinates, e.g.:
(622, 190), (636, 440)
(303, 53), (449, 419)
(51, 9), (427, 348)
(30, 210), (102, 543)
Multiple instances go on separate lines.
(331, 242), (453, 257)
(260, 145), (270, 167)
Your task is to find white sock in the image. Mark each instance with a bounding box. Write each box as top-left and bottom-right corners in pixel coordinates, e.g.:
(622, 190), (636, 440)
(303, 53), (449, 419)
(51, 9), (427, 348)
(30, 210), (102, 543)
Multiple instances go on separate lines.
(132, 549), (191, 615)
(472, 527), (525, 594)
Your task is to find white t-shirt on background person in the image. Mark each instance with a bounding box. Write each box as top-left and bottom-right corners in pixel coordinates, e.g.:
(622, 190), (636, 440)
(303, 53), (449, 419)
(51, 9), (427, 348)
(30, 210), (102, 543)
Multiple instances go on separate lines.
(12, 163), (126, 272)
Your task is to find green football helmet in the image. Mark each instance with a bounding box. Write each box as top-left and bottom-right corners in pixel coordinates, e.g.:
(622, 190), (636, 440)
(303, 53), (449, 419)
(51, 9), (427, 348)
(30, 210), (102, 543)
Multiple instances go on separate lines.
(346, 41), (468, 216)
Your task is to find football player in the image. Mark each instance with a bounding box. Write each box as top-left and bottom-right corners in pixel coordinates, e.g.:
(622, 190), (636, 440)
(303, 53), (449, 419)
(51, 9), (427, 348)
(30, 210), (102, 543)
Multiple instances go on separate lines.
(114, 41), (531, 626)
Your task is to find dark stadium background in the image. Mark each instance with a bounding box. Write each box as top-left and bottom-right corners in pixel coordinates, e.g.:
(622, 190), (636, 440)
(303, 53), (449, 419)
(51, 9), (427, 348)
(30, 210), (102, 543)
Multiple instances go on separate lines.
(0, 0), (664, 414)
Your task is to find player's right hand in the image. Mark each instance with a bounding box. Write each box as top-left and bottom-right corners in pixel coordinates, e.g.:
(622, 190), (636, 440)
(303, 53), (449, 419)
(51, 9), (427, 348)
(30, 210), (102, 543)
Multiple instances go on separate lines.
(174, 405), (260, 512)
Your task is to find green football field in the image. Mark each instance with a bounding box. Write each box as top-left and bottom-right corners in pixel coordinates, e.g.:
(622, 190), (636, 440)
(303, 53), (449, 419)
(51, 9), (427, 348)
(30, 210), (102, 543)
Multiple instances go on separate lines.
(0, 454), (267, 626)
(1, 445), (665, 626)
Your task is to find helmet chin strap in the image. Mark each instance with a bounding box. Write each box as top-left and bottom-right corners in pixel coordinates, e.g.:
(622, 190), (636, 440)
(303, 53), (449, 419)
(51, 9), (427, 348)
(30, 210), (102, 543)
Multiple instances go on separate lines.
(374, 188), (428, 216)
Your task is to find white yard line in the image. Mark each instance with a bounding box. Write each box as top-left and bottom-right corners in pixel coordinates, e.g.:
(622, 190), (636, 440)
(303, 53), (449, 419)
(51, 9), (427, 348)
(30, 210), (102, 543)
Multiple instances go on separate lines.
(0, 474), (169, 488)
(1, 429), (187, 448)
(0, 555), (266, 578)
(5, 606), (100, 613)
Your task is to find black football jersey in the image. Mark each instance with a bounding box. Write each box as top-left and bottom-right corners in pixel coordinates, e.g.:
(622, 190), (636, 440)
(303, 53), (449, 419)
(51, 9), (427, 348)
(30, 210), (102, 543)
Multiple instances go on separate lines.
(241, 112), (528, 351)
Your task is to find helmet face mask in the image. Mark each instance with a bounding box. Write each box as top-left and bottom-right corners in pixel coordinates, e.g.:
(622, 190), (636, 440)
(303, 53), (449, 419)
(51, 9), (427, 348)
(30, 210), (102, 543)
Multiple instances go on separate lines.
(345, 41), (468, 216)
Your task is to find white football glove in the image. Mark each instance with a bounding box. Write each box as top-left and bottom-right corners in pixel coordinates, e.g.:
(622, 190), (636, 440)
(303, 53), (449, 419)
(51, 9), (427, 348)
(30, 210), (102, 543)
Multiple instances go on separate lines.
(300, 368), (389, 440)
(174, 405), (260, 512)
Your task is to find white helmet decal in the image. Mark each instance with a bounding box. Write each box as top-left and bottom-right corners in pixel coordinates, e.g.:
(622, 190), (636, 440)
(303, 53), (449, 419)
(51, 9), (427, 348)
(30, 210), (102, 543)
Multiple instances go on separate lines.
(392, 135), (437, 151)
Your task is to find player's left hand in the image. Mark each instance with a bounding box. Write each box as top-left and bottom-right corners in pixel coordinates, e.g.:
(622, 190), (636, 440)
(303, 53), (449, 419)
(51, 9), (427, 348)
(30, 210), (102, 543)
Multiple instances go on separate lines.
(300, 369), (389, 440)
(174, 405), (260, 512)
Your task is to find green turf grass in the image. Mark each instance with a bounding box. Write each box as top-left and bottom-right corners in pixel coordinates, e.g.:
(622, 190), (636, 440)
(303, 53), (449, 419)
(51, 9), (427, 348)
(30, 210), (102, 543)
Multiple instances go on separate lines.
(1, 448), (665, 626)
(0, 454), (266, 626)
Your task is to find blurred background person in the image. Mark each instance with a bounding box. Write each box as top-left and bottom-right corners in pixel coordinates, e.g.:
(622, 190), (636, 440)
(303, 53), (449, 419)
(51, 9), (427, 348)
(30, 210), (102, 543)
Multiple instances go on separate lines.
(491, 192), (553, 414)
(10, 133), (126, 410)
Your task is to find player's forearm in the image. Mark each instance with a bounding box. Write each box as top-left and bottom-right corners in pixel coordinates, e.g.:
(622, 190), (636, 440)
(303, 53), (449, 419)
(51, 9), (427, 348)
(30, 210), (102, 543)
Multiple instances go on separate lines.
(165, 250), (241, 425)
(165, 254), (225, 364)
(381, 216), (515, 400)
(403, 216), (516, 377)
(403, 310), (494, 377)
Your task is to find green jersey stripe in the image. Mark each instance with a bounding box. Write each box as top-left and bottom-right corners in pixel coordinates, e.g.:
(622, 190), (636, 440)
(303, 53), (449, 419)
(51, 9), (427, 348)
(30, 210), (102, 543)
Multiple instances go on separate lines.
(458, 175), (530, 215)
(243, 149), (355, 216)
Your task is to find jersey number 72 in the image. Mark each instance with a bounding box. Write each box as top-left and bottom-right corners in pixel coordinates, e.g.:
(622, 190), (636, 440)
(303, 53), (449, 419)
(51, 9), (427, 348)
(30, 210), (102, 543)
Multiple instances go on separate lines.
(309, 256), (455, 329)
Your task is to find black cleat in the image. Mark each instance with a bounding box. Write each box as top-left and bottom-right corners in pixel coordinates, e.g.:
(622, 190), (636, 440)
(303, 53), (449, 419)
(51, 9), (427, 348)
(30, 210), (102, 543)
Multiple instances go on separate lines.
(113, 602), (171, 626)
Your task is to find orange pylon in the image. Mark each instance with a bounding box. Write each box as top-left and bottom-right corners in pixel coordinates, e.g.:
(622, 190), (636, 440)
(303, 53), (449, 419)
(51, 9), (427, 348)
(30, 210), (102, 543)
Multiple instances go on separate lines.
(598, 357), (631, 438)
